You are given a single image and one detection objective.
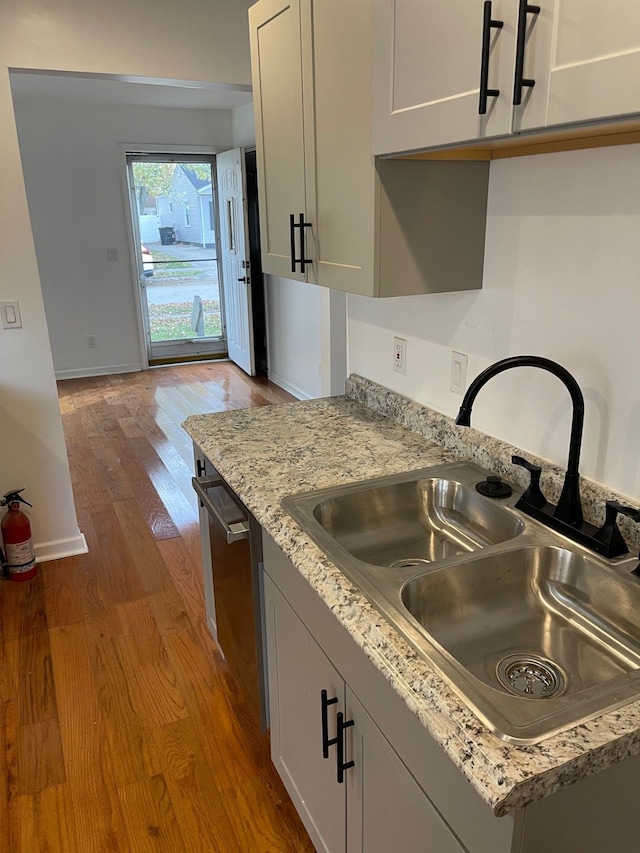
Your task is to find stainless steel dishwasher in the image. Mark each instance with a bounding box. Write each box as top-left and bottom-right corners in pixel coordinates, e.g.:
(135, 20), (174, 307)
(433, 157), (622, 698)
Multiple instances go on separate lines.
(192, 464), (267, 730)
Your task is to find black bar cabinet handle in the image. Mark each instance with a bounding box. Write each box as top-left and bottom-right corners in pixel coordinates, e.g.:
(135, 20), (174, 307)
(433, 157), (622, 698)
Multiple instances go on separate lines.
(289, 213), (297, 273)
(479, 0), (504, 115)
(290, 213), (312, 273)
(321, 689), (339, 759)
(336, 712), (355, 784)
(513, 0), (541, 105)
(298, 213), (312, 273)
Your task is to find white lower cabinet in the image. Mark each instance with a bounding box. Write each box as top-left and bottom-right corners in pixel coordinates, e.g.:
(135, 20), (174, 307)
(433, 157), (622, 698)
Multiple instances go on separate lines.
(263, 570), (464, 852)
(345, 688), (464, 853)
(264, 570), (345, 852)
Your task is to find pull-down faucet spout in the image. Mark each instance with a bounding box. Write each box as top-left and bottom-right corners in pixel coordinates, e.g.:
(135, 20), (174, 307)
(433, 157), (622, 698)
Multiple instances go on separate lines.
(455, 355), (584, 527)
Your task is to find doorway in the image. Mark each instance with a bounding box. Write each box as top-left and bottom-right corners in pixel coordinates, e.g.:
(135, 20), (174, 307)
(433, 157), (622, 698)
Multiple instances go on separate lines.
(126, 154), (227, 364)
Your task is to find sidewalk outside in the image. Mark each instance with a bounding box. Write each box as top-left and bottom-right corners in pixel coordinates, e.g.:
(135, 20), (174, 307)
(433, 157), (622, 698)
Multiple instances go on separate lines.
(143, 242), (221, 340)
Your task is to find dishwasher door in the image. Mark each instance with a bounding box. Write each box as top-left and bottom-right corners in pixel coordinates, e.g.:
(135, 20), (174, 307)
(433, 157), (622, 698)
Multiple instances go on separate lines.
(193, 471), (266, 729)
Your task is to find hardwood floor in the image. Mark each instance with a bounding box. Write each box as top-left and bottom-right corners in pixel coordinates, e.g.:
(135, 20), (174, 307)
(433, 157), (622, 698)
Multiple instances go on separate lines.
(2, 363), (316, 852)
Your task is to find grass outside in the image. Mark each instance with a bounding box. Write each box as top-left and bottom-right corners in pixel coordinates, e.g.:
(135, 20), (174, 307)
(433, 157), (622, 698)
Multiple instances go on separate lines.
(148, 300), (222, 341)
(149, 249), (204, 278)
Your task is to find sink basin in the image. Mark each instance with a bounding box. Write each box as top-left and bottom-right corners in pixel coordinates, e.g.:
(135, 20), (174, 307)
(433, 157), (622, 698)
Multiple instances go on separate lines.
(312, 476), (523, 567)
(400, 546), (640, 741)
(283, 462), (640, 742)
(283, 463), (524, 573)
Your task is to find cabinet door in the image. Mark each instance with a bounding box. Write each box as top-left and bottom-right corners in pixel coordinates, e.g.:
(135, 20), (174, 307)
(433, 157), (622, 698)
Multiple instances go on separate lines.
(306, 0), (377, 295)
(547, 1), (640, 128)
(516, 1), (640, 132)
(249, 0), (309, 281)
(373, 0), (518, 154)
(263, 573), (346, 853)
(345, 688), (465, 853)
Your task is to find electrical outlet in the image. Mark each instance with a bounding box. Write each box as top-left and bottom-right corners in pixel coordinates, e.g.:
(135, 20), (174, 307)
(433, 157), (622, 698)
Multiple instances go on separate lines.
(87, 335), (96, 348)
(106, 248), (118, 261)
(450, 351), (468, 394)
(393, 337), (407, 375)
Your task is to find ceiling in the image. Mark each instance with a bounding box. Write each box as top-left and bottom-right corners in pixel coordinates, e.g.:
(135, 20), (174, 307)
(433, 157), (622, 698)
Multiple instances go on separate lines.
(9, 70), (253, 111)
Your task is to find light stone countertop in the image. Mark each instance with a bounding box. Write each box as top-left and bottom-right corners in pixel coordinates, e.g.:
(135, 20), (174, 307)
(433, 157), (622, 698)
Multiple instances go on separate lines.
(183, 375), (640, 818)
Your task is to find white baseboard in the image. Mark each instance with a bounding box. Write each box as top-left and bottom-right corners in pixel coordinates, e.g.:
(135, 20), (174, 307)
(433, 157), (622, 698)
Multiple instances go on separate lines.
(34, 532), (89, 564)
(54, 363), (142, 381)
(267, 371), (310, 400)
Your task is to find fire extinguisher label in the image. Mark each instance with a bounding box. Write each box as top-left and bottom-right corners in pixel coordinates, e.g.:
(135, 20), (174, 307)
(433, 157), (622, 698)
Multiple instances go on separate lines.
(5, 540), (36, 571)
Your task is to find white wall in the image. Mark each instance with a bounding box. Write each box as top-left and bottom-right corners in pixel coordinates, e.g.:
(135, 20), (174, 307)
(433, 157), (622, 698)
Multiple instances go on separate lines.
(265, 276), (324, 400)
(0, 0), (254, 86)
(348, 144), (640, 500)
(12, 92), (233, 377)
(232, 103), (256, 148)
(0, 0), (254, 558)
(0, 73), (86, 559)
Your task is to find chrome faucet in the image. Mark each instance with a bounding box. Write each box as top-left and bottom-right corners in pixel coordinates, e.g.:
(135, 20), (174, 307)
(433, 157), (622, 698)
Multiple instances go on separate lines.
(455, 355), (638, 559)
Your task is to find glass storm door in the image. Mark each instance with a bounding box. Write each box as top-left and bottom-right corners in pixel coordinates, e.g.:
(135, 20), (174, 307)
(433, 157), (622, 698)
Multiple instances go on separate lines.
(127, 154), (226, 364)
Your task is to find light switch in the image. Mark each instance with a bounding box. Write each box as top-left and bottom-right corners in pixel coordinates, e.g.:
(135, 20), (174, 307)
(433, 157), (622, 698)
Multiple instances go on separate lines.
(1, 301), (22, 330)
(450, 351), (468, 394)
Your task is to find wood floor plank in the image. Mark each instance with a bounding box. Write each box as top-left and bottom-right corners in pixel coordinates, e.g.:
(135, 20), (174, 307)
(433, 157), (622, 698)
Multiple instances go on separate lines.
(90, 504), (147, 606)
(0, 636), (20, 704)
(111, 498), (177, 597)
(41, 557), (84, 629)
(89, 635), (162, 788)
(156, 418), (197, 469)
(162, 627), (261, 792)
(15, 716), (66, 795)
(222, 776), (317, 853)
(128, 653), (190, 730)
(155, 535), (207, 625)
(101, 426), (181, 541)
(152, 716), (243, 853)
(12, 784), (79, 853)
(117, 598), (166, 667)
(0, 701), (15, 851)
(70, 508), (143, 644)
(117, 774), (186, 852)
(146, 587), (193, 637)
(49, 623), (129, 852)
(17, 577), (57, 727)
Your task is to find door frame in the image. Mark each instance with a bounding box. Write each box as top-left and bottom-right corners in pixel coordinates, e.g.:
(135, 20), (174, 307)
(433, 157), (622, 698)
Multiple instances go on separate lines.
(118, 143), (224, 369)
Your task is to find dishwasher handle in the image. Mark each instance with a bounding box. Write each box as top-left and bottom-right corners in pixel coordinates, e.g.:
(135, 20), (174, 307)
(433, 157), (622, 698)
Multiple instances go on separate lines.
(192, 476), (250, 544)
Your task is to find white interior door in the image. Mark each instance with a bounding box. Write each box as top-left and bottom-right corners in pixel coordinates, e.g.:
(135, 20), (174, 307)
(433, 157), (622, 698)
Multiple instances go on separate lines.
(216, 148), (255, 376)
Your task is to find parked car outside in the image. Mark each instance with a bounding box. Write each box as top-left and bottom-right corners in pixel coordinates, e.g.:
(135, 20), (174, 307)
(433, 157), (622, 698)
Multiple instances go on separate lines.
(141, 243), (154, 277)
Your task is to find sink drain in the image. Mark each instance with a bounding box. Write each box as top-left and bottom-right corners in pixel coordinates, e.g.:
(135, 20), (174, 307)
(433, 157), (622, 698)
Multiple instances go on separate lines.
(388, 557), (432, 569)
(496, 654), (567, 699)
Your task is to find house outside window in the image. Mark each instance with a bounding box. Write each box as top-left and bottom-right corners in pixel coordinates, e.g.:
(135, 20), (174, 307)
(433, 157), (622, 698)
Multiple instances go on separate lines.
(185, 205), (191, 227)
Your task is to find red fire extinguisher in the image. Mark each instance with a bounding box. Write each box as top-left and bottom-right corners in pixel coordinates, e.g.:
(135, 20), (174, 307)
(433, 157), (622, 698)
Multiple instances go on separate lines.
(1, 489), (37, 582)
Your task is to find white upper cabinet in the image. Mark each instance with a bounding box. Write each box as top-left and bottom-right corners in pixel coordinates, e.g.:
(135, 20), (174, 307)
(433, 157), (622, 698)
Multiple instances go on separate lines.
(517, 0), (640, 132)
(250, 0), (376, 292)
(249, 0), (308, 281)
(250, 0), (490, 297)
(374, 0), (640, 154)
(373, 0), (518, 153)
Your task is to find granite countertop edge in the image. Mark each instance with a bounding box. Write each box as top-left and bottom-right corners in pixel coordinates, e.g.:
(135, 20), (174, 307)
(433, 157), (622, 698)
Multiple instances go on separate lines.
(183, 374), (640, 818)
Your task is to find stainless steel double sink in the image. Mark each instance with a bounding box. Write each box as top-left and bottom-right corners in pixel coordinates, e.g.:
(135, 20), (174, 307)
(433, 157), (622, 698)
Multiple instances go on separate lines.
(282, 463), (640, 744)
